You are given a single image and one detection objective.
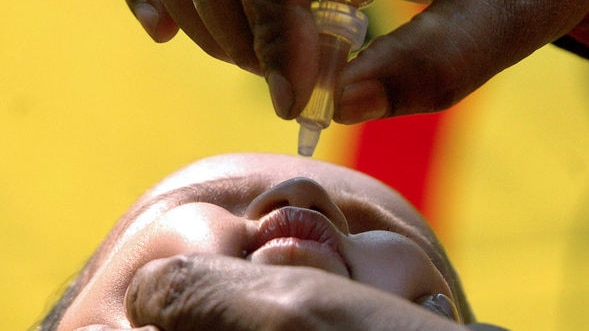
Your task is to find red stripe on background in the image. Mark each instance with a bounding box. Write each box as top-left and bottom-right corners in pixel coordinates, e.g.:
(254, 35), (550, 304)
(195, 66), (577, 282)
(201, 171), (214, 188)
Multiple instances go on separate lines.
(351, 113), (444, 215)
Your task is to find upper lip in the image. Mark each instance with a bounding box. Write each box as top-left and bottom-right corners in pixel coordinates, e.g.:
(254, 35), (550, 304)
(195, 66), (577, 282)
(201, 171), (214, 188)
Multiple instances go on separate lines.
(251, 206), (344, 255)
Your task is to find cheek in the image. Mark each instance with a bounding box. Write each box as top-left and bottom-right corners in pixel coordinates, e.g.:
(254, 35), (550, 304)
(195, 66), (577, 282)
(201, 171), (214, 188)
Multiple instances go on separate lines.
(154, 203), (253, 256)
(59, 203), (251, 330)
(343, 231), (451, 301)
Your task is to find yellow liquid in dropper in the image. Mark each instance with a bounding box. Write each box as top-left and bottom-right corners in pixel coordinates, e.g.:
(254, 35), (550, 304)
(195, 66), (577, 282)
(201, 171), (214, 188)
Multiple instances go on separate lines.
(296, 0), (369, 156)
(297, 34), (353, 156)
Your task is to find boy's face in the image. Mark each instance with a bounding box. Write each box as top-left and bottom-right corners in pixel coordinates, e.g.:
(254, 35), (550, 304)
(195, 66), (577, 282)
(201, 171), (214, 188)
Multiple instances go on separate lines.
(58, 153), (464, 330)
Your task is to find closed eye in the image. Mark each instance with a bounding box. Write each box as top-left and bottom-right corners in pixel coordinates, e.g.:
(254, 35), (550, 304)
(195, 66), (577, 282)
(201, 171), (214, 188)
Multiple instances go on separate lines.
(125, 176), (269, 222)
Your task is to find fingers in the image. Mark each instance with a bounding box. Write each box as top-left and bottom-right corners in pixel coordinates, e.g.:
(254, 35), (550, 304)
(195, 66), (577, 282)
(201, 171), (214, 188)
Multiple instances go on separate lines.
(125, 254), (268, 331)
(125, 254), (337, 331)
(126, 0), (179, 42)
(122, 0), (324, 120)
(125, 0), (589, 124)
(126, 0), (232, 63)
(242, 0), (320, 119)
(125, 254), (346, 331)
(170, 0), (322, 119)
(335, 0), (589, 124)
(192, 0), (259, 73)
(125, 255), (193, 331)
(125, 254), (467, 331)
(150, 0), (232, 63)
(123, 254), (321, 331)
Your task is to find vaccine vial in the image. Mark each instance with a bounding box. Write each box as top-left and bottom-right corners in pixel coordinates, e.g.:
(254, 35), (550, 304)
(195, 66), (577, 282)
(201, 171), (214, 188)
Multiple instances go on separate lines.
(297, 0), (370, 156)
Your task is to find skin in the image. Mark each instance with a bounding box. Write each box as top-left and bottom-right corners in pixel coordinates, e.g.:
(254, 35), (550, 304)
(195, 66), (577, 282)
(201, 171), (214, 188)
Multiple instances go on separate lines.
(125, 0), (589, 123)
(53, 153), (475, 331)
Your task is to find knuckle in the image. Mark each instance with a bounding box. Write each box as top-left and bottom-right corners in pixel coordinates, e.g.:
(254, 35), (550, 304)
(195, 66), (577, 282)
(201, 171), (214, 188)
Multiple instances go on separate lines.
(248, 3), (289, 69)
(126, 256), (196, 328)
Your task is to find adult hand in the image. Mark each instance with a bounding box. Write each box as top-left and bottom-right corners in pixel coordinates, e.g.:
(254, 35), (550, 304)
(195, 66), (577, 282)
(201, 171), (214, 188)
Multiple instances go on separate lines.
(125, 0), (589, 123)
(124, 253), (468, 331)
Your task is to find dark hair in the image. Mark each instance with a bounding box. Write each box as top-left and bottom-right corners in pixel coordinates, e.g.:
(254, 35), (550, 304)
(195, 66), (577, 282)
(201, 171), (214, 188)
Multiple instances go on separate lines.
(29, 196), (174, 331)
(32, 255), (97, 331)
(33, 280), (79, 331)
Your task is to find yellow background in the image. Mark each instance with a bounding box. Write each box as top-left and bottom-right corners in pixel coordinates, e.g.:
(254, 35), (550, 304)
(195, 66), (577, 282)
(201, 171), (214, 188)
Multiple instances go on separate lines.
(1, 1), (588, 331)
(430, 47), (589, 330)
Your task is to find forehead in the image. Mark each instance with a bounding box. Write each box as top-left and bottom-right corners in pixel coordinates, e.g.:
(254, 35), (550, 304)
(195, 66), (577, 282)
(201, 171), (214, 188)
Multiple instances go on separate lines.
(149, 153), (376, 192)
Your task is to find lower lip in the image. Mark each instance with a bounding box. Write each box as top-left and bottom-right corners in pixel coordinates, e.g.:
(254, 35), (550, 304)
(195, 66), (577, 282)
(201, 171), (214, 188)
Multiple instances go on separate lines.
(247, 237), (349, 277)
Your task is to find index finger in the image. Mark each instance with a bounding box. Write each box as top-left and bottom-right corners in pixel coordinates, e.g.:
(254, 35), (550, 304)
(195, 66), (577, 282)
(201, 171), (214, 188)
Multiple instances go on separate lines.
(242, 0), (320, 119)
(125, 0), (179, 42)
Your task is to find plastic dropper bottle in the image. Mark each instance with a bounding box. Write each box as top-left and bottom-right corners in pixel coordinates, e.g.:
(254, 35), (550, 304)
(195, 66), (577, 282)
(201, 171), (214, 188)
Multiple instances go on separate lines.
(297, 0), (371, 157)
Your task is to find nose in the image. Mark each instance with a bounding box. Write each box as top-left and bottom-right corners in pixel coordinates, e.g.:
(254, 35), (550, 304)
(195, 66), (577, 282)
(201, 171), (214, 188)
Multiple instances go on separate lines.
(245, 177), (349, 234)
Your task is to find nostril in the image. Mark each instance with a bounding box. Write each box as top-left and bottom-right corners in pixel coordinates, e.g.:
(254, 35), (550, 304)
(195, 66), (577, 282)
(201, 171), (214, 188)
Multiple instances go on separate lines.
(245, 177), (350, 234)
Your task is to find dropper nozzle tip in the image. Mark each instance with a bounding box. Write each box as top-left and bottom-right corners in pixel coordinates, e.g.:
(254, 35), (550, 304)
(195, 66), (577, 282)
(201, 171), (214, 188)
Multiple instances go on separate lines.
(298, 125), (322, 157)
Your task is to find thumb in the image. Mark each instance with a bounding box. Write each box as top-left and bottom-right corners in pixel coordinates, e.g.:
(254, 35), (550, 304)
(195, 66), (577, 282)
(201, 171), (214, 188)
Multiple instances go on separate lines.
(335, 0), (589, 124)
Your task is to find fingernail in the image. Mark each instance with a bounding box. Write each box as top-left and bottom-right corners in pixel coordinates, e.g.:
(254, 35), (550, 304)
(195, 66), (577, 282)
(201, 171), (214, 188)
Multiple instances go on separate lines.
(266, 71), (294, 119)
(337, 80), (388, 124)
(417, 293), (460, 322)
(133, 2), (160, 42)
